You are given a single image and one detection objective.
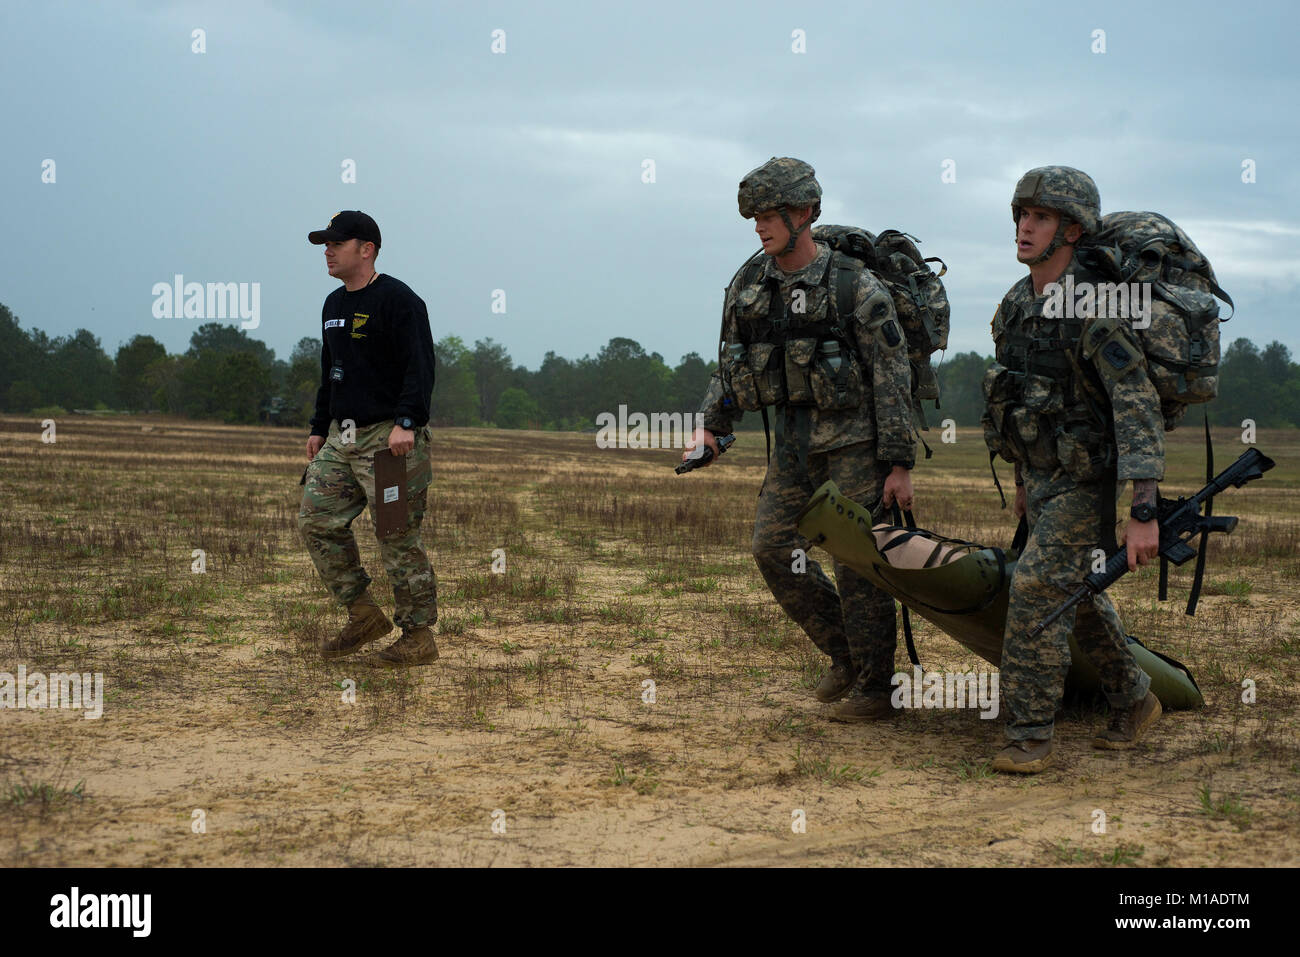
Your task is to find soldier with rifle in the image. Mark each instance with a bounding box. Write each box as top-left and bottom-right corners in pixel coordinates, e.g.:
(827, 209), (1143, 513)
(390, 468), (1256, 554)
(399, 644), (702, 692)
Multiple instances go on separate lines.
(983, 167), (1166, 773)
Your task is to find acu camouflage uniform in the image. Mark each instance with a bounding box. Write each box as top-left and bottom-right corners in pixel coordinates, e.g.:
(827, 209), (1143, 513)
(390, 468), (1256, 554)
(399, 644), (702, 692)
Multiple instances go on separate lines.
(699, 243), (916, 699)
(299, 419), (437, 630)
(984, 252), (1161, 741)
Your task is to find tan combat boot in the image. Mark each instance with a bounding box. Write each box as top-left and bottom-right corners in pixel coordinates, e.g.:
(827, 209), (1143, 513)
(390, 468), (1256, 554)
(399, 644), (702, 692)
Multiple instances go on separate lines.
(991, 738), (1054, 774)
(814, 661), (858, 702)
(1093, 691), (1162, 749)
(375, 626), (440, 668)
(320, 591), (392, 660)
(828, 692), (896, 723)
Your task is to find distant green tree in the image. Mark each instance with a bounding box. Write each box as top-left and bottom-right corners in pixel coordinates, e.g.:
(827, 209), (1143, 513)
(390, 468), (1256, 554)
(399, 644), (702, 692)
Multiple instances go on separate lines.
(530, 350), (587, 429)
(1214, 338), (1264, 428)
(495, 387), (543, 429)
(933, 351), (993, 426)
(471, 338), (514, 422)
(217, 352), (274, 424)
(49, 329), (116, 409)
(115, 335), (167, 410)
(6, 380), (41, 412)
(286, 336), (323, 427)
(592, 337), (673, 417)
(180, 323), (276, 421)
(1215, 338), (1296, 428)
(668, 352), (714, 412)
(146, 354), (187, 413)
(0, 304), (46, 410)
(186, 322), (275, 367)
(432, 335), (481, 426)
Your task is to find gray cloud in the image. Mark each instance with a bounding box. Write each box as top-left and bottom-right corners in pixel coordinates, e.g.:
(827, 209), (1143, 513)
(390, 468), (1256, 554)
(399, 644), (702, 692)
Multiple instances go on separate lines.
(2, 0), (1295, 375)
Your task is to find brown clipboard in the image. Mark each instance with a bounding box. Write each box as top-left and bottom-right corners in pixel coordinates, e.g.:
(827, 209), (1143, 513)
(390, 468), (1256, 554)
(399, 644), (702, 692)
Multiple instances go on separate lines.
(373, 449), (408, 536)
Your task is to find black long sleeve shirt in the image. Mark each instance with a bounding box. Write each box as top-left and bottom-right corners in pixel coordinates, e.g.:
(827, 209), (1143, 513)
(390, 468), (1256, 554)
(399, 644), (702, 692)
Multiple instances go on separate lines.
(308, 274), (436, 436)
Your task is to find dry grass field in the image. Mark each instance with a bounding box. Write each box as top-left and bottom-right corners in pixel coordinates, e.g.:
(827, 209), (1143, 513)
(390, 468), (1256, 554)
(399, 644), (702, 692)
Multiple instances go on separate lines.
(1, 413), (1297, 867)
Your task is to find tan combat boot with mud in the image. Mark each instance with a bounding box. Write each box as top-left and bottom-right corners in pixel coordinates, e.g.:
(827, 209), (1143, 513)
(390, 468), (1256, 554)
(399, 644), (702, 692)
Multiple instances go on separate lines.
(992, 738), (1053, 774)
(814, 661), (858, 702)
(1093, 691), (1162, 749)
(829, 692), (896, 722)
(375, 626), (440, 668)
(320, 591), (392, 660)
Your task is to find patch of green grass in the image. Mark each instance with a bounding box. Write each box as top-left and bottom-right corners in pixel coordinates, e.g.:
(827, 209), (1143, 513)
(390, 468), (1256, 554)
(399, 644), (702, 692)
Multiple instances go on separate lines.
(1051, 839), (1144, 866)
(596, 601), (649, 625)
(1101, 842), (1145, 866)
(5, 778), (86, 813)
(438, 617), (468, 636)
(957, 758), (994, 781)
(1052, 840), (1088, 864)
(684, 577), (720, 594)
(607, 758), (660, 794)
(521, 650), (571, 677)
(1203, 578), (1254, 598)
(792, 745), (874, 785)
(1197, 785), (1252, 829)
(523, 605), (579, 624)
(646, 566), (688, 586)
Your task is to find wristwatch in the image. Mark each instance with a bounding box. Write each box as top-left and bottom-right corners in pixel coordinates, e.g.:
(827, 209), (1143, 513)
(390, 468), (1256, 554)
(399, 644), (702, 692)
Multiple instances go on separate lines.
(1129, 503), (1157, 523)
(395, 416), (414, 430)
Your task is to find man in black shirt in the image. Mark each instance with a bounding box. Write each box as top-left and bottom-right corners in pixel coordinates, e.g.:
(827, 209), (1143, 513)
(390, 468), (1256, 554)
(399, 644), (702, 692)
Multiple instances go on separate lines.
(298, 211), (439, 666)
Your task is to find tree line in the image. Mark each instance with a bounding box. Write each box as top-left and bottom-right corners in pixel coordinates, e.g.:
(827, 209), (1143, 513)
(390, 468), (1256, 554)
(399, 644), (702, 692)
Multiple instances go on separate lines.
(0, 303), (714, 430)
(1, 302), (1295, 431)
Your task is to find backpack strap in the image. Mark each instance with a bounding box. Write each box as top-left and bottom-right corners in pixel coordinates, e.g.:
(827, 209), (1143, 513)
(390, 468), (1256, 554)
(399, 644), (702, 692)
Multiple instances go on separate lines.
(834, 255), (856, 334)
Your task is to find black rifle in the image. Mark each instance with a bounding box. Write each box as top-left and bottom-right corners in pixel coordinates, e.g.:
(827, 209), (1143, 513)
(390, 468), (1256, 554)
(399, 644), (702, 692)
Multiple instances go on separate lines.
(674, 433), (736, 474)
(1027, 447), (1274, 639)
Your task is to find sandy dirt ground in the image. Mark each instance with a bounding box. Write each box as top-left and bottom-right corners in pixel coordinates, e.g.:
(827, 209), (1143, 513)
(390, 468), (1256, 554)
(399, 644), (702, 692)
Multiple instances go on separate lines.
(2, 416), (1297, 866)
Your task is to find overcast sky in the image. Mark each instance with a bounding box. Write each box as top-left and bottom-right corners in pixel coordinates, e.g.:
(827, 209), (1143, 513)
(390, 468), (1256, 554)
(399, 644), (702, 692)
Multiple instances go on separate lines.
(3, 0), (1297, 372)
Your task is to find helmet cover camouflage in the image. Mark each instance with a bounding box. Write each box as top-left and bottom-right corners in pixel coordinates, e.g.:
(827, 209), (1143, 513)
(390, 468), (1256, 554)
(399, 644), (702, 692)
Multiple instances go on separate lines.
(1010, 166), (1101, 235)
(738, 157), (822, 219)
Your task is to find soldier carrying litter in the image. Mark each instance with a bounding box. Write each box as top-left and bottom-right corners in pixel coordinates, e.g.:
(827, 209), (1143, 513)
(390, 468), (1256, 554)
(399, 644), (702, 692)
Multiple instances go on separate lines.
(683, 158), (918, 721)
(983, 168), (1164, 772)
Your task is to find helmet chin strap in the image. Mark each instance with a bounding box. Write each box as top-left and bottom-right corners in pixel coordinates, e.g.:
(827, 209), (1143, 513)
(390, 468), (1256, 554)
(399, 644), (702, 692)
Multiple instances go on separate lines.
(778, 209), (810, 254)
(1024, 218), (1073, 266)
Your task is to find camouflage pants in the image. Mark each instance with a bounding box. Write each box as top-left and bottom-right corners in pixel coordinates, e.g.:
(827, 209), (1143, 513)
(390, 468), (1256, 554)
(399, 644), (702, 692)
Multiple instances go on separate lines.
(752, 440), (897, 697)
(1001, 468), (1150, 741)
(297, 419), (438, 630)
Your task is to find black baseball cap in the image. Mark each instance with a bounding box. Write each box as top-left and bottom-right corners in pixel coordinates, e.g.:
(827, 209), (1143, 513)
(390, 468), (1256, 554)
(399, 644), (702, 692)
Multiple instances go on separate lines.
(308, 210), (381, 248)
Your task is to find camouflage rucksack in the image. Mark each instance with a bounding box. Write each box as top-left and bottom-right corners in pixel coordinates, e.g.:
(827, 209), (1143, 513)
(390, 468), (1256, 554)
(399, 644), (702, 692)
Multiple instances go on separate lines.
(731, 224), (950, 425)
(1080, 211), (1233, 430)
(833, 226), (950, 420)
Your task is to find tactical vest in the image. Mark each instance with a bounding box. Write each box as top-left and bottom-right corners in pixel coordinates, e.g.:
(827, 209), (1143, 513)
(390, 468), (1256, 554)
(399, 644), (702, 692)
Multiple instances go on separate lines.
(983, 272), (1116, 483)
(722, 250), (888, 415)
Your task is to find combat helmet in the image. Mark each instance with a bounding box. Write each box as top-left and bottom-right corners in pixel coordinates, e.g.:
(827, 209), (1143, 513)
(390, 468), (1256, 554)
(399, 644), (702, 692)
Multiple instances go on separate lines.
(1011, 166), (1100, 264)
(738, 157), (822, 254)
